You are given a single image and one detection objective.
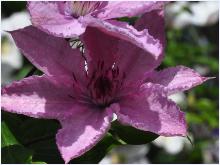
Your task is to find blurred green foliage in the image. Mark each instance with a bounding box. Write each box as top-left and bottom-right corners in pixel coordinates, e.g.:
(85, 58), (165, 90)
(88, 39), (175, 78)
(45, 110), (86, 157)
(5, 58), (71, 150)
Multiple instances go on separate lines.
(164, 25), (219, 131)
(1, 1), (26, 17)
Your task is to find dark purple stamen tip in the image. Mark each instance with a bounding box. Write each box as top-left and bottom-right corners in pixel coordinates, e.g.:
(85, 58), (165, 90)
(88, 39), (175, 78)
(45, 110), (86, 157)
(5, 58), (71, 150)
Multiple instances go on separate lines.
(72, 72), (77, 82)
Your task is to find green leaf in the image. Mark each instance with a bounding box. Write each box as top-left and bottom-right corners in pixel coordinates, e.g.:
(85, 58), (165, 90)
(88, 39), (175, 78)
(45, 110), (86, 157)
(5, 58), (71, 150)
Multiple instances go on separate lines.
(18, 118), (62, 163)
(111, 121), (159, 145)
(2, 144), (33, 164)
(22, 118), (119, 163)
(29, 133), (119, 164)
(70, 133), (119, 163)
(1, 118), (35, 163)
(28, 138), (64, 164)
(1, 121), (19, 148)
(2, 112), (24, 141)
(19, 118), (60, 145)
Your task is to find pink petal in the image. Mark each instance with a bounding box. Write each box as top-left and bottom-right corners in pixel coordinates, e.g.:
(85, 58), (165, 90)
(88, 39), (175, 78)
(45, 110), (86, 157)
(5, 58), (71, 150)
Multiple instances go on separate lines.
(115, 83), (187, 136)
(82, 27), (160, 97)
(81, 26), (162, 84)
(1, 75), (76, 119)
(145, 66), (211, 95)
(28, 2), (85, 37)
(95, 1), (165, 20)
(135, 8), (165, 66)
(81, 17), (163, 60)
(115, 39), (161, 85)
(81, 27), (120, 73)
(116, 8), (165, 83)
(56, 106), (112, 163)
(10, 26), (86, 84)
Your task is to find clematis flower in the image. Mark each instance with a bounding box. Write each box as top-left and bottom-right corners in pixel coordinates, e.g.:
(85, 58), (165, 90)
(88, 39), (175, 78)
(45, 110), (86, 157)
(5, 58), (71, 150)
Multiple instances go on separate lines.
(27, 1), (165, 59)
(1, 13), (209, 163)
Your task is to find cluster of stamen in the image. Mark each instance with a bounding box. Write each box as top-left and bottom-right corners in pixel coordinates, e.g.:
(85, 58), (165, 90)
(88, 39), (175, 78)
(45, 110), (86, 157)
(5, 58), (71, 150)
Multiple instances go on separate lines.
(69, 38), (85, 53)
(69, 60), (126, 108)
(71, 1), (103, 18)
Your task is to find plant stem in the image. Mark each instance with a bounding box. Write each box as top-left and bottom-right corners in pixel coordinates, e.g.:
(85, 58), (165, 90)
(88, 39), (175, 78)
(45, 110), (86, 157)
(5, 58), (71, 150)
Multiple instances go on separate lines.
(25, 67), (37, 78)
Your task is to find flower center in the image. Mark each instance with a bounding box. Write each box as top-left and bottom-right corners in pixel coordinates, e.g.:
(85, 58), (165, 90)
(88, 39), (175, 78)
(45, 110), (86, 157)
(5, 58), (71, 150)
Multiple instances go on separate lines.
(94, 75), (113, 99)
(70, 1), (103, 18)
(69, 61), (126, 108)
(87, 62), (124, 108)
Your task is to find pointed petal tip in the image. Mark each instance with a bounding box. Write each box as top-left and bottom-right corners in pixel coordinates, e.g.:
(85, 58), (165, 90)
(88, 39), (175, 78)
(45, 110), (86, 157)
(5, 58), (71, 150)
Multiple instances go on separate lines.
(116, 83), (187, 137)
(3, 30), (11, 34)
(6, 25), (32, 34)
(203, 76), (215, 81)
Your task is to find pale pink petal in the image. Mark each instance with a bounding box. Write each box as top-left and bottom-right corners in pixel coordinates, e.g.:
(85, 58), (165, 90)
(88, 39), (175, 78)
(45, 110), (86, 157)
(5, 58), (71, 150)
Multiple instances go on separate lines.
(28, 2), (85, 37)
(145, 66), (211, 95)
(115, 83), (187, 136)
(10, 26), (86, 84)
(115, 8), (165, 84)
(81, 17), (163, 60)
(95, 1), (165, 20)
(56, 106), (112, 163)
(135, 8), (165, 65)
(1, 75), (77, 119)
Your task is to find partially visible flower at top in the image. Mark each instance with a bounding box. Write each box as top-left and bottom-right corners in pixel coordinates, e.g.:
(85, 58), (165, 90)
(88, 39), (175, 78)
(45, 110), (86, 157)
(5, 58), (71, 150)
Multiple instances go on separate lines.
(1, 11), (210, 163)
(27, 1), (165, 59)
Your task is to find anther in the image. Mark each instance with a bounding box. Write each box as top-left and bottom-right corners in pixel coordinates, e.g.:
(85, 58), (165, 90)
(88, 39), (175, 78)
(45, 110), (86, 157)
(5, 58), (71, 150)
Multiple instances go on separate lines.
(72, 72), (77, 82)
(87, 69), (97, 88)
(116, 67), (119, 75)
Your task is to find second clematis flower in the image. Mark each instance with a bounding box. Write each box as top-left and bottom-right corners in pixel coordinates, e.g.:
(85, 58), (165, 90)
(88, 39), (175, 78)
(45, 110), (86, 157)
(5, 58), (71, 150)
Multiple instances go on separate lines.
(1, 14), (209, 163)
(28, 1), (165, 60)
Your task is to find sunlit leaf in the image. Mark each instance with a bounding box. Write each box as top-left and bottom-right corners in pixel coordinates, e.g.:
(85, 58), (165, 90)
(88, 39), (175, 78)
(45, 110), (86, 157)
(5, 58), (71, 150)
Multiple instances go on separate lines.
(1, 121), (19, 148)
